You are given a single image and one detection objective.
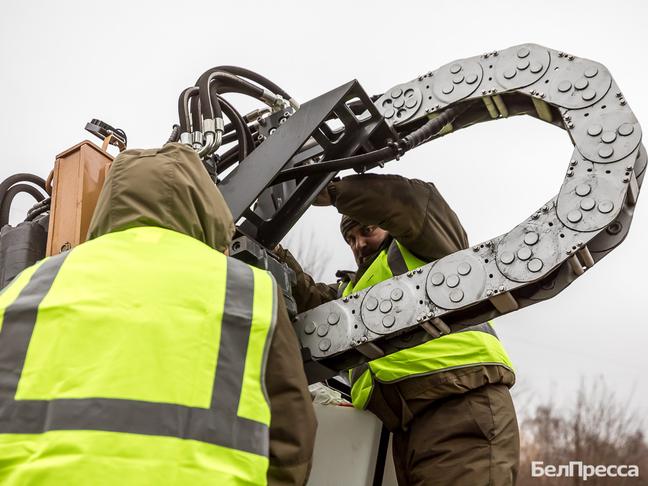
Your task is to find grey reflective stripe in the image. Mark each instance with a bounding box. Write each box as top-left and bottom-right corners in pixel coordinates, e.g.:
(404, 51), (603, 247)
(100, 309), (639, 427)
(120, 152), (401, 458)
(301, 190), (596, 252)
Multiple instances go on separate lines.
(0, 397), (265, 447)
(349, 322), (498, 388)
(0, 252), (272, 457)
(211, 257), (268, 454)
(456, 321), (499, 339)
(212, 258), (254, 415)
(350, 363), (370, 385)
(386, 240), (408, 276)
(0, 252), (68, 396)
(259, 274), (278, 407)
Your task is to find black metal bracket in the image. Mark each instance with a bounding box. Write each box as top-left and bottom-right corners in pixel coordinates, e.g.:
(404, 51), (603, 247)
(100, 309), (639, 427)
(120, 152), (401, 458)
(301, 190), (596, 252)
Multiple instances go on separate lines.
(217, 80), (395, 249)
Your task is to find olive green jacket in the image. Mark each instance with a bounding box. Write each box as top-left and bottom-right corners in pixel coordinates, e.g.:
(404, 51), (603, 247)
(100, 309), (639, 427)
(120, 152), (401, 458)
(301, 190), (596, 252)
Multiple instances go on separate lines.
(276, 173), (514, 427)
(276, 173), (469, 311)
(89, 143), (316, 486)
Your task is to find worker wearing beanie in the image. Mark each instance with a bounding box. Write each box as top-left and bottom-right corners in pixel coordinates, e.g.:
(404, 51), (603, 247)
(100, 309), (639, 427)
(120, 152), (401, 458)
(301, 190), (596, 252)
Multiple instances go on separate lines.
(275, 173), (518, 486)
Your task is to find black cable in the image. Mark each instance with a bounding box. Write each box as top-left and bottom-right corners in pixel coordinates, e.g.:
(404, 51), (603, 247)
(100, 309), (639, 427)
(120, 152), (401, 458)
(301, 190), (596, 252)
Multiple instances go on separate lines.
(178, 87), (200, 132)
(272, 104), (470, 183)
(222, 128), (258, 146)
(216, 145), (242, 173)
(212, 91), (251, 160)
(195, 72), (263, 122)
(213, 66), (293, 101)
(0, 183), (46, 227)
(0, 173), (46, 195)
(399, 104), (466, 151)
(272, 147), (394, 184)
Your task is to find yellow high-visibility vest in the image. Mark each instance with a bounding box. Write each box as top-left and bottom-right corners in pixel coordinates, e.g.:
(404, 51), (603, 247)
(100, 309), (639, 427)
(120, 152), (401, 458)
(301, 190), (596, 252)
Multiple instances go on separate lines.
(345, 240), (514, 410)
(0, 226), (277, 486)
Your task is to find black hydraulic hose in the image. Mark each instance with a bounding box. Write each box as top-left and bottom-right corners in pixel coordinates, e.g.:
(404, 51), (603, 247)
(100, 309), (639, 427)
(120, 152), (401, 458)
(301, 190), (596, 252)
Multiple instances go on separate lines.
(216, 145), (241, 173)
(213, 66), (293, 101)
(196, 72), (263, 121)
(0, 173), (46, 195)
(211, 91), (251, 159)
(399, 104), (465, 151)
(273, 104), (470, 183)
(272, 147), (394, 184)
(0, 183), (46, 227)
(222, 128), (258, 146)
(178, 87), (200, 132)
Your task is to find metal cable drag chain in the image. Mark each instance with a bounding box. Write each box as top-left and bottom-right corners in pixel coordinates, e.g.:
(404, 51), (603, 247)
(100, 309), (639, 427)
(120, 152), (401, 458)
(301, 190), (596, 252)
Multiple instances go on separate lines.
(294, 44), (645, 372)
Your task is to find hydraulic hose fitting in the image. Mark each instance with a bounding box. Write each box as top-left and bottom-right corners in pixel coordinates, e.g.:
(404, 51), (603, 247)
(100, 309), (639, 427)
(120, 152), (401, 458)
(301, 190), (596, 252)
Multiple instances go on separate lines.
(288, 98), (300, 110)
(270, 94), (291, 113)
(213, 117), (224, 154)
(180, 132), (193, 147)
(192, 131), (204, 152)
(198, 118), (225, 157)
(200, 118), (216, 157)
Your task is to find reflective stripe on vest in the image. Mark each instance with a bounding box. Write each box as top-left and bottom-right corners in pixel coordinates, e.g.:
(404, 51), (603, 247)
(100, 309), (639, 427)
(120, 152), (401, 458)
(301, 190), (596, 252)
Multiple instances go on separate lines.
(0, 227), (277, 484)
(347, 239), (514, 410)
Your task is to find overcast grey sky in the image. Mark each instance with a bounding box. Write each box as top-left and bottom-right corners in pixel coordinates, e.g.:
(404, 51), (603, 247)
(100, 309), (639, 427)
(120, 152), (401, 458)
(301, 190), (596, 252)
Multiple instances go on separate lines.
(1, 0), (647, 418)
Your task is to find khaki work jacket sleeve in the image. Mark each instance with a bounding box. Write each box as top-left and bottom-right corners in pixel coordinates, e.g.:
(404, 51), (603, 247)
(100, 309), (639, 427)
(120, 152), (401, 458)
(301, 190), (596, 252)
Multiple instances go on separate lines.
(331, 174), (470, 259)
(266, 292), (317, 486)
(274, 245), (339, 313)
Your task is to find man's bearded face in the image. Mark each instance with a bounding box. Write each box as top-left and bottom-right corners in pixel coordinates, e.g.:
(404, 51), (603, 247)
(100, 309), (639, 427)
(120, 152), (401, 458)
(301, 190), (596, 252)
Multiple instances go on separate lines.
(344, 224), (389, 266)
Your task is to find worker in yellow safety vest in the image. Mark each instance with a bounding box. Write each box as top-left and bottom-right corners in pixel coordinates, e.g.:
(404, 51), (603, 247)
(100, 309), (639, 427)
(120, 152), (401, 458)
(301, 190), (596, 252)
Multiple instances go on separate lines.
(0, 143), (316, 486)
(275, 174), (519, 486)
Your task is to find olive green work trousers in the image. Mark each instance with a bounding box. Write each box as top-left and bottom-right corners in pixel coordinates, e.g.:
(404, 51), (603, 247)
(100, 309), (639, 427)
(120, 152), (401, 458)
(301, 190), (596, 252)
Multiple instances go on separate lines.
(368, 368), (519, 486)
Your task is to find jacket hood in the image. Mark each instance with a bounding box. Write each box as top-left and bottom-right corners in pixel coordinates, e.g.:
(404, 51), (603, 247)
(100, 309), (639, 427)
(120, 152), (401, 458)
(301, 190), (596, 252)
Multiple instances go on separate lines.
(88, 143), (235, 252)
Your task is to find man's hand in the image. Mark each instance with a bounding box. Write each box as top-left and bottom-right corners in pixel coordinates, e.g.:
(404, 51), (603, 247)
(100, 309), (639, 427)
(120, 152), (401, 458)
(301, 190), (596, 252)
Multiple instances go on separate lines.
(312, 179), (340, 207)
(312, 184), (333, 206)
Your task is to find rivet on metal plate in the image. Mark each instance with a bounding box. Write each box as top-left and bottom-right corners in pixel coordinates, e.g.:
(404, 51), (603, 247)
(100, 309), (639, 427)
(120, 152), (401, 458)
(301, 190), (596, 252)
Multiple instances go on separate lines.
(500, 251), (515, 264)
(527, 258), (544, 273)
(558, 80), (572, 93)
(365, 296), (378, 311)
(457, 262), (472, 276)
(598, 200), (615, 214)
(524, 232), (539, 245)
(517, 247), (532, 261)
(450, 289), (464, 303)
(601, 131), (617, 144)
(382, 315), (395, 328)
(446, 274), (460, 288)
(575, 183), (591, 196)
(598, 145), (614, 158)
(587, 124), (603, 136)
(517, 47), (531, 58)
(390, 288), (404, 301)
(379, 300), (393, 313)
(430, 272), (445, 286)
(580, 197), (596, 211)
(618, 123), (634, 136)
(567, 210), (583, 223)
(584, 66), (599, 78)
